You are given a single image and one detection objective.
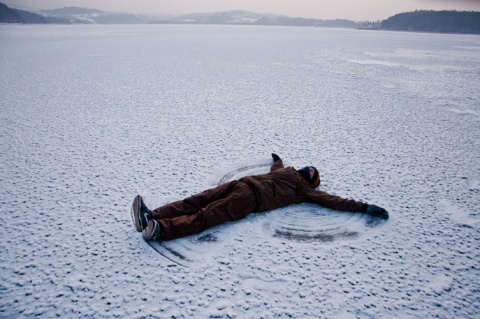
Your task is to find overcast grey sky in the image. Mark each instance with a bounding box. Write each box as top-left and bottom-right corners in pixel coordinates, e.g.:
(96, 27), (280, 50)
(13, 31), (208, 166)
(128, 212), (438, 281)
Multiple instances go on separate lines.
(4, 0), (480, 21)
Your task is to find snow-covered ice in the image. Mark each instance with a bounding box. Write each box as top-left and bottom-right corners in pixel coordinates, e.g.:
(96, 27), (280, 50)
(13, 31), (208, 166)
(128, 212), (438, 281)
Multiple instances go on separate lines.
(1, 24), (479, 318)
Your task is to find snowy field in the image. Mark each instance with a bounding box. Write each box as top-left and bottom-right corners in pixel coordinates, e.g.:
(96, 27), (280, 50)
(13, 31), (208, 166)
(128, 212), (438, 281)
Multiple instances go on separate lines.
(1, 24), (479, 318)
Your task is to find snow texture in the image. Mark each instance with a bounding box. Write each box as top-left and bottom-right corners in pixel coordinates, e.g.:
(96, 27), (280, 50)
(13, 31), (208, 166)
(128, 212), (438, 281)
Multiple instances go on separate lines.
(1, 25), (479, 318)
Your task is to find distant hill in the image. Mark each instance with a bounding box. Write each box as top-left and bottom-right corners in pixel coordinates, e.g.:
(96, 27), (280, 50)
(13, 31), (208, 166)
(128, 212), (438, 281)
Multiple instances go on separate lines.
(40, 7), (148, 24)
(0, 2), (69, 23)
(169, 10), (268, 24)
(380, 10), (480, 34)
(0, 2), (22, 23)
(255, 16), (358, 28)
(0, 3), (148, 24)
(151, 10), (359, 28)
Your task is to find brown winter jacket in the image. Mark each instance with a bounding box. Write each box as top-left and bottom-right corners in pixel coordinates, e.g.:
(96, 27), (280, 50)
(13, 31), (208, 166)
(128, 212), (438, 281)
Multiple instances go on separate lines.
(240, 159), (367, 213)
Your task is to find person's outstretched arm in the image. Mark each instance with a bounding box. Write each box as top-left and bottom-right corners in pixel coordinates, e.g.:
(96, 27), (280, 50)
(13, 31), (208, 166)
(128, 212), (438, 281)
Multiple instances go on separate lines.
(304, 189), (389, 219)
(304, 190), (367, 212)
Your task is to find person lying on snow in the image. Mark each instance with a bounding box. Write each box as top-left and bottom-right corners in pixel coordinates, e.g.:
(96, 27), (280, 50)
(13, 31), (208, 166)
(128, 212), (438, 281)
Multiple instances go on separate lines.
(131, 154), (389, 241)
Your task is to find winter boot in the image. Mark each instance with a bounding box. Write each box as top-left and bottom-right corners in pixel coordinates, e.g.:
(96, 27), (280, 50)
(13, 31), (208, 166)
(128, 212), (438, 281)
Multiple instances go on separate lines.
(131, 195), (152, 232)
(143, 220), (163, 241)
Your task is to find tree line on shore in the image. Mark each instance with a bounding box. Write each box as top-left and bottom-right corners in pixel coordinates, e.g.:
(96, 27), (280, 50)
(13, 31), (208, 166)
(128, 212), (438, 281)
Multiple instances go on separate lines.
(379, 10), (480, 34)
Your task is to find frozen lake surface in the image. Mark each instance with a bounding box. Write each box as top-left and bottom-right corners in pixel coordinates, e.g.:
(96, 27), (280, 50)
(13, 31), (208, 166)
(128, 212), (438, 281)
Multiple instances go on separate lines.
(1, 24), (479, 318)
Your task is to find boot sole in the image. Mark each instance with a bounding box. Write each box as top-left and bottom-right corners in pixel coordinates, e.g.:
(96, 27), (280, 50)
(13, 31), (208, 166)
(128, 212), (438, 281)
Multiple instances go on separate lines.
(131, 195), (143, 232)
(143, 220), (160, 241)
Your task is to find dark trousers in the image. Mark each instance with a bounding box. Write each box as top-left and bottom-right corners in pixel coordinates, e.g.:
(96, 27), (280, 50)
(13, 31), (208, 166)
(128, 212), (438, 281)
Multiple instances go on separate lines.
(152, 181), (257, 240)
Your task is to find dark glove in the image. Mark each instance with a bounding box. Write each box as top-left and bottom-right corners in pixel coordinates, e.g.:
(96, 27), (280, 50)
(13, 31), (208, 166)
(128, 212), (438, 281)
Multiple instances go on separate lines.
(365, 204), (389, 220)
(271, 153), (281, 162)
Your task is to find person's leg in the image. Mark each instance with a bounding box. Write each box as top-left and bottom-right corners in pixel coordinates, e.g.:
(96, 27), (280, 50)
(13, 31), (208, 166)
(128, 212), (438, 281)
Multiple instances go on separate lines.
(157, 181), (256, 240)
(151, 181), (236, 219)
